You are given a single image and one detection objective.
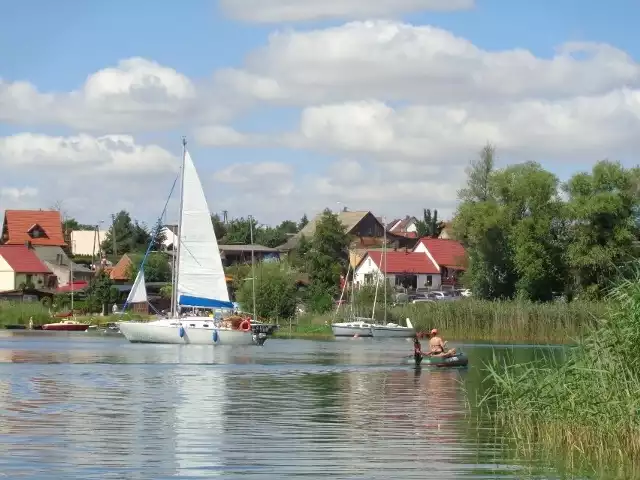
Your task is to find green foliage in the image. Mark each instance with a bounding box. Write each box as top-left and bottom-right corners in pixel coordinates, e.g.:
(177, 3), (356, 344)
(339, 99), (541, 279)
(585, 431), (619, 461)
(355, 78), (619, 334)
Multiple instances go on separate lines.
(288, 234), (311, 270)
(150, 218), (167, 251)
(297, 214), (309, 231)
(306, 209), (350, 302)
(0, 301), (52, 327)
(126, 252), (172, 283)
(85, 270), (118, 313)
(211, 214), (227, 241)
(159, 284), (172, 300)
(219, 216), (301, 248)
(101, 210), (152, 255)
(415, 208), (445, 238)
(236, 263), (298, 320)
(454, 144), (640, 301)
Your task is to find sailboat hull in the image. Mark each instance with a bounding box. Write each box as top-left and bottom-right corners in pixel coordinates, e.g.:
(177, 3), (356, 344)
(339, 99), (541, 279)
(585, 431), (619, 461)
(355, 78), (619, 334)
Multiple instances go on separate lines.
(118, 319), (257, 346)
(372, 325), (416, 338)
(331, 320), (374, 337)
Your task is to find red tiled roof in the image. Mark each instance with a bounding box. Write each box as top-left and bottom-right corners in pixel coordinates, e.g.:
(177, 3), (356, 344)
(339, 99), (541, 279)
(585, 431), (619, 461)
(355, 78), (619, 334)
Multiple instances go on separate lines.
(0, 245), (51, 273)
(415, 238), (466, 268)
(2, 210), (66, 246)
(110, 254), (132, 281)
(56, 280), (89, 293)
(366, 250), (439, 275)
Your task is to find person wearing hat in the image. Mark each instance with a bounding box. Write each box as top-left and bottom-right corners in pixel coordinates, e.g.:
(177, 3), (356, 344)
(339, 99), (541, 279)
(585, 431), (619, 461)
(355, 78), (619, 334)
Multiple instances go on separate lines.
(427, 328), (456, 357)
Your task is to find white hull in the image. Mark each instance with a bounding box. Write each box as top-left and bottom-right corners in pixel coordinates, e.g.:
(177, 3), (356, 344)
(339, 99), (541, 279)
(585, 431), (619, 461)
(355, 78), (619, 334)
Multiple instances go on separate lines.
(372, 325), (416, 338)
(331, 319), (374, 337)
(118, 318), (256, 345)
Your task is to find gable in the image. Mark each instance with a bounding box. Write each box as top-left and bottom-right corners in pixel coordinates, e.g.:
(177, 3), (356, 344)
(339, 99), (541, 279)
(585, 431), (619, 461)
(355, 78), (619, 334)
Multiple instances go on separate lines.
(2, 210), (66, 246)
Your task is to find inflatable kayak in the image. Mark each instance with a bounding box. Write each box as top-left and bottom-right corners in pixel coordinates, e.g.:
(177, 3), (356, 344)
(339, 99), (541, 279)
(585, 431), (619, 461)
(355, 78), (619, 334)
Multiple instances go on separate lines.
(403, 352), (469, 367)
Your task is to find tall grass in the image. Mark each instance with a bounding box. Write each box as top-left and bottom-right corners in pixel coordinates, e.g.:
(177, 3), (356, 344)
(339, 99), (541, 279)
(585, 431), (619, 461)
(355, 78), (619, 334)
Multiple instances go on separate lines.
(480, 271), (640, 477)
(329, 299), (603, 343)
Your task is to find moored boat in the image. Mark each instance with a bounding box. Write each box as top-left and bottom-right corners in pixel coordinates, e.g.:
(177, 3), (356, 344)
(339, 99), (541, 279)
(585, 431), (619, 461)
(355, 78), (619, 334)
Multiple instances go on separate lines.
(42, 320), (90, 332)
(403, 352), (469, 367)
(331, 318), (375, 337)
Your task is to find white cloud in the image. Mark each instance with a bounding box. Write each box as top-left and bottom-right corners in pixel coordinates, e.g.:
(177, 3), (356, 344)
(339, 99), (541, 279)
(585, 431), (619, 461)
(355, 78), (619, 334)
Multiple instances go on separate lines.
(209, 159), (462, 224)
(215, 21), (640, 106)
(219, 0), (474, 23)
(0, 58), (233, 133)
(0, 133), (180, 226)
(0, 133), (178, 174)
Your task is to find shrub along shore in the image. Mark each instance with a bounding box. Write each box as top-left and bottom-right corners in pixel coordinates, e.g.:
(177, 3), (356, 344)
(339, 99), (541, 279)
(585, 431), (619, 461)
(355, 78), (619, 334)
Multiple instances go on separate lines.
(272, 299), (605, 343)
(481, 271), (640, 478)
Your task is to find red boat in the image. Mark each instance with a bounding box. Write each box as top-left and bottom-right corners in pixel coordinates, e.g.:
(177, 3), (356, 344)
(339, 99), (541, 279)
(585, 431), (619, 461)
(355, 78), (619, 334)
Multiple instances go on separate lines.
(42, 320), (90, 332)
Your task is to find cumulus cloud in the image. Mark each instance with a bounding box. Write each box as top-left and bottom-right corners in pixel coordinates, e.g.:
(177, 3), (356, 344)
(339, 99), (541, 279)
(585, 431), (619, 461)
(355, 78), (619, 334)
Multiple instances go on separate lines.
(215, 21), (640, 106)
(0, 58), (234, 133)
(219, 0), (474, 23)
(0, 133), (180, 225)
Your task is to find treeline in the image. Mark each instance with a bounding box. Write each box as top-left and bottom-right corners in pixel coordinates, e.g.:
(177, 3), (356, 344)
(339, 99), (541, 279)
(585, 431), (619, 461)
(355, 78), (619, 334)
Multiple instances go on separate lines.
(454, 144), (640, 301)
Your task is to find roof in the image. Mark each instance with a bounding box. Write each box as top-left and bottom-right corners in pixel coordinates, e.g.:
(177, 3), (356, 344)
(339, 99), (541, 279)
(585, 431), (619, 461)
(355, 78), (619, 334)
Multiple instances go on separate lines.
(415, 238), (466, 268)
(33, 246), (92, 272)
(110, 254), (133, 281)
(219, 244), (279, 253)
(2, 210), (66, 246)
(56, 281), (89, 293)
(363, 250), (440, 275)
(0, 245), (51, 273)
(388, 216), (417, 233)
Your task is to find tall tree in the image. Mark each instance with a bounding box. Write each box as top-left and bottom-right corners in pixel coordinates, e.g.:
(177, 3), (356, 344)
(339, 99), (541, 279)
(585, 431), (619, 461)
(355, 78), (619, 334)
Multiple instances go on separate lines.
(150, 218), (167, 251)
(457, 143), (496, 202)
(564, 161), (640, 298)
(415, 208), (445, 238)
(307, 209), (350, 300)
(297, 214), (309, 232)
(126, 252), (172, 283)
(101, 211), (152, 255)
(211, 214), (227, 241)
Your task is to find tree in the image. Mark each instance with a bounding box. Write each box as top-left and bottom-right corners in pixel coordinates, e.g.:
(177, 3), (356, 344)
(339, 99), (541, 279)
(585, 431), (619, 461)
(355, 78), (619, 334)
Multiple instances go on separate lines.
(457, 143), (496, 202)
(86, 270), (118, 314)
(222, 217), (255, 245)
(101, 211), (152, 255)
(415, 208), (445, 238)
(306, 209), (350, 309)
(211, 214), (227, 241)
(126, 252), (172, 283)
(236, 263), (298, 320)
(297, 214), (309, 231)
(563, 161), (640, 298)
(150, 218), (167, 251)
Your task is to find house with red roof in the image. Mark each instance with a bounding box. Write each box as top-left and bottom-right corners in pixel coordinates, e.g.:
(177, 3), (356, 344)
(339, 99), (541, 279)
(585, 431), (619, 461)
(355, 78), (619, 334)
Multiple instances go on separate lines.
(386, 216), (419, 239)
(0, 245), (56, 292)
(354, 250), (441, 290)
(1, 210), (66, 247)
(413, 238), (467, 288)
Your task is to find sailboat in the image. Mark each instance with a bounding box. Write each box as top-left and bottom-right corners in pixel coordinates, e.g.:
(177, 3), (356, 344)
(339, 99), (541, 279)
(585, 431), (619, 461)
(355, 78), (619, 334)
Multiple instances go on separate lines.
(117, 139), (258, 346)
(331, 222), (415, 338)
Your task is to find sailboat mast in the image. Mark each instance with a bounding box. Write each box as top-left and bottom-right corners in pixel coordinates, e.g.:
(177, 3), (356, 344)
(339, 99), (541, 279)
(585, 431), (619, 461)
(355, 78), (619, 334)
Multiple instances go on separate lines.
(171, 137), (187, 317)
(249, 215), (257, 321)
(383, 217), (387, 325)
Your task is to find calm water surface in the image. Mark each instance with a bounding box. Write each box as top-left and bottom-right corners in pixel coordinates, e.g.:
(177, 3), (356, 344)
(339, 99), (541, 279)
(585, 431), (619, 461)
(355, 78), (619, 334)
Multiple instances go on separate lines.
(0, 333), (571, 479)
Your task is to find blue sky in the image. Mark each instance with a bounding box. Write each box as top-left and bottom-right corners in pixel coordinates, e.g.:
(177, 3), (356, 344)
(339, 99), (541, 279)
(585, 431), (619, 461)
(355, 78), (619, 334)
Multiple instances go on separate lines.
(1, 0), (639, 226)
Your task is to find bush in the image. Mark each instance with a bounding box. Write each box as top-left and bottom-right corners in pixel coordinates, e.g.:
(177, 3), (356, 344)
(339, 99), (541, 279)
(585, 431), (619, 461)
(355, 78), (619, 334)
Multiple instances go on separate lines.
(236, 263), (298, 320)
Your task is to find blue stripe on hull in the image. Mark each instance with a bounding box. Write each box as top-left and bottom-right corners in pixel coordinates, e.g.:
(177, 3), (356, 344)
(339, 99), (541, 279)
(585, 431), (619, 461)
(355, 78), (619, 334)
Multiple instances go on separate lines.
(179, 295), (234, 309)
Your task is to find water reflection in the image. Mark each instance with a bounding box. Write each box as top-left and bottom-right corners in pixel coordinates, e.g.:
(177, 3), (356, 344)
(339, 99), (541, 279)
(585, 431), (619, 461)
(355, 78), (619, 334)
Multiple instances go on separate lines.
(0, 337), (568, 479)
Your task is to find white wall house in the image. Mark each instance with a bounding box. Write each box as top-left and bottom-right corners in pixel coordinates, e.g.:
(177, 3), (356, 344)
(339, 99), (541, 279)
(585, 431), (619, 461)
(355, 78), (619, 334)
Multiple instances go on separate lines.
(161, 226), (178, 250)
(71, 230), (107, 256)
(0, 245), (53, 292)
(354, 250), (441, 290)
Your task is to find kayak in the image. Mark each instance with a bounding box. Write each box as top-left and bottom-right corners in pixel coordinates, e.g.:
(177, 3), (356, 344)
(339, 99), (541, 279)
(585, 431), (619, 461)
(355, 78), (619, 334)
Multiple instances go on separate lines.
(403, 352), (469, 367)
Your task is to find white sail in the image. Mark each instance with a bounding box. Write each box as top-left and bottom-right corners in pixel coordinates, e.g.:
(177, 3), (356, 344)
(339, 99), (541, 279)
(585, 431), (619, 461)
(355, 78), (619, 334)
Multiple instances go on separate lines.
(126, 269), (148, 304)
(176, 150), (230, 307)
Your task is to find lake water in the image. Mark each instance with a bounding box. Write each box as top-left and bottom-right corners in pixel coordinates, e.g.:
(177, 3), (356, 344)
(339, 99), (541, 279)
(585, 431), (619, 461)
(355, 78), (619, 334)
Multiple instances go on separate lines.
(0, 333), (574, 479)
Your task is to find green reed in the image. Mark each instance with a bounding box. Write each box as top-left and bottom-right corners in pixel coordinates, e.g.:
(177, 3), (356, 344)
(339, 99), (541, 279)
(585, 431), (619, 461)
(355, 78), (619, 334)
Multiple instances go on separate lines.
(480, 271), (640, 477)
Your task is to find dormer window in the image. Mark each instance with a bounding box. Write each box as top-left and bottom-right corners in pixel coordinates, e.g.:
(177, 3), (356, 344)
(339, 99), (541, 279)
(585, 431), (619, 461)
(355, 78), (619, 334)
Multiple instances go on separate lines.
(28, 224), (48, 239)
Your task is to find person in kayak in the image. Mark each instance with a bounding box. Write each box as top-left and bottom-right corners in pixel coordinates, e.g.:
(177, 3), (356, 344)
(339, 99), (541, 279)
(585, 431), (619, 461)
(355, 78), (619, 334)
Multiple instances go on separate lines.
(413, 336), (423, 365)
(427, 329), (457, 357)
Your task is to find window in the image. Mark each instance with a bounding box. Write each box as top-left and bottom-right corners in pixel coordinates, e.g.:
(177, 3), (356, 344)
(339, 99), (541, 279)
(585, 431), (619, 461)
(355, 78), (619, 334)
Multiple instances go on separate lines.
(426, 275), (433, 287)
(27, 224), (48, 239)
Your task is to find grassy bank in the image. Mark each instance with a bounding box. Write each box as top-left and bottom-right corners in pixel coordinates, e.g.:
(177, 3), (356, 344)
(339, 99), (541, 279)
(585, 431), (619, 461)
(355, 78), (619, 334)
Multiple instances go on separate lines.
(0, 301), (148, 328)
(271, 299), (604, 343)
(481, 274), (640, 477)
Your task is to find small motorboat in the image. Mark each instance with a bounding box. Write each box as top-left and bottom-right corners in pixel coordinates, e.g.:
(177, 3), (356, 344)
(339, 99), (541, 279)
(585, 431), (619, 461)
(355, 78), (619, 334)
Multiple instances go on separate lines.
(403, 352), (469, 367)
(42, 320), (90, 332)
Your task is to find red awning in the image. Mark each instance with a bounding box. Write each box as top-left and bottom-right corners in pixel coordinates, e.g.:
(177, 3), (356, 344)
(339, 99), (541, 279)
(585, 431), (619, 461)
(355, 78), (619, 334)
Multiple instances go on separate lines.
(56, 281), (89, 293)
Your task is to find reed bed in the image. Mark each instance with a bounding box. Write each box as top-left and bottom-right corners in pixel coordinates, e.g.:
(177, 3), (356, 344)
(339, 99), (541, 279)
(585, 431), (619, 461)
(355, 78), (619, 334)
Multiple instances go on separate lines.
(480, 273), (640, 477)
(325, 299), (603, 343)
